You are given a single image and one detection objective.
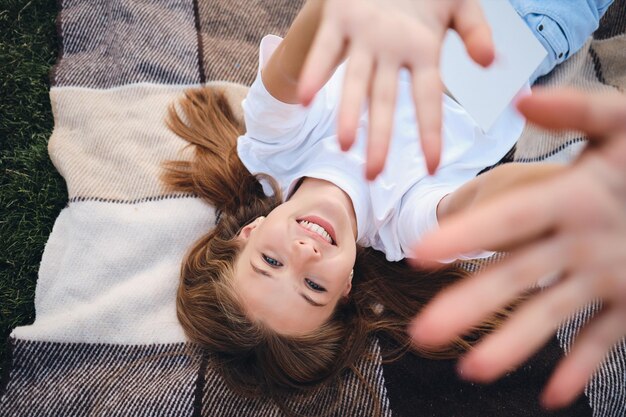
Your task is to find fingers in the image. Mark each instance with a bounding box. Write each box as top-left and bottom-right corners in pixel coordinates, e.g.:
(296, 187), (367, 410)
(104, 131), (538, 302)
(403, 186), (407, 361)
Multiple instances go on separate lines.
(542, 306), (626, 409)
(366, 62), (399, 180)
(298, 20), (345, 106)
(411, 67), (443, 175)
(410, 237), (566, 347)
(453, 0), (495, 67)
(413, 177), (562, 262)
(517, 88), (626, 139)
(457, 274), (590, 383)
(338, 47), (374, 151)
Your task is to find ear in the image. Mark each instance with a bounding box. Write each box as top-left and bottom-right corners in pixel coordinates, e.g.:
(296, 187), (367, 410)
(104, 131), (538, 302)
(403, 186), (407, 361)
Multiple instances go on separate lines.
(342, 270), (353, 297)
(237, 216), (265, 241)
(342, 281), (352, 297)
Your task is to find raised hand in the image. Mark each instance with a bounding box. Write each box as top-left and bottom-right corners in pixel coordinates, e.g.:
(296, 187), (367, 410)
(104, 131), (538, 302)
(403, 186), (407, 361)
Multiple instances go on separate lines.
(410, 88), (626, 409)
(298, 0), (494, 179)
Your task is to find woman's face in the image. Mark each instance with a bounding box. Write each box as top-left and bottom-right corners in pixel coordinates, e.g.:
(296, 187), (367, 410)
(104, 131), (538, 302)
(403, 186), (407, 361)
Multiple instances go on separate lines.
(233, 179), (357, 335)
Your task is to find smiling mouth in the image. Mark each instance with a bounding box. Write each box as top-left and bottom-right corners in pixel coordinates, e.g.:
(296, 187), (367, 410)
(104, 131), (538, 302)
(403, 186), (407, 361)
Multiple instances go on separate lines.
(297, 219), (336, 245)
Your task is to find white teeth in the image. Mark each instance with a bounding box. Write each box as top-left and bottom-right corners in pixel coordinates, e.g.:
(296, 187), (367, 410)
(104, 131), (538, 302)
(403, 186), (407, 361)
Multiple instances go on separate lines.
(298, 220), (333, 244)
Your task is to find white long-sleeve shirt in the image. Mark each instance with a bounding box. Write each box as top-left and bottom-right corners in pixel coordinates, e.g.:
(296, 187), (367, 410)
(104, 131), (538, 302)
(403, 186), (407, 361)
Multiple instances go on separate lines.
(237, 35), (525, 261)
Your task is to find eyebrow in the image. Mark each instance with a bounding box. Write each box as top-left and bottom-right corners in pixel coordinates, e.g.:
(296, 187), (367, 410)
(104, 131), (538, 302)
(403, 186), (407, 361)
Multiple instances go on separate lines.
(251, 262), (273, 278)
(301, 293), (326, 307)
(250, 261), (327, 308)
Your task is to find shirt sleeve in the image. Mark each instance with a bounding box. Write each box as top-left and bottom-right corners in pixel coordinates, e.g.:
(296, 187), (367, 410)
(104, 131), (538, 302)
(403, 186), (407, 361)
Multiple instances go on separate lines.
(509, 0), (615, 83)
(395, 181), (456, 260)
(240, 35), (340, 149)
(395, 177), (495, 262)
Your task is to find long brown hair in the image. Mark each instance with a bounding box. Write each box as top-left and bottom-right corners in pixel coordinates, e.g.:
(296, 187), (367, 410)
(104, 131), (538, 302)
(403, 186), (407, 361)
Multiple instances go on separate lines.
(162, 87), (500, 413)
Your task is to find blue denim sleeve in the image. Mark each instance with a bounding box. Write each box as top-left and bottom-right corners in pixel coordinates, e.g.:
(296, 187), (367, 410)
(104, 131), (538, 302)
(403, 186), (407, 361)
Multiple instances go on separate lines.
(508, 0), (615, 83)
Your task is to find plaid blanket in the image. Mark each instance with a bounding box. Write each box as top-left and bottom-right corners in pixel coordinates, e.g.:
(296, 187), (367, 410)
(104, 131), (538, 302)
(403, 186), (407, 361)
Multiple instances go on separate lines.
(1, 1), (625, 416)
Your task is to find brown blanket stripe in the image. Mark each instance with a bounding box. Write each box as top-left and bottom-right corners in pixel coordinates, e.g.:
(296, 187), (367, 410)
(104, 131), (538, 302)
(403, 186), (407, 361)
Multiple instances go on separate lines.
(67, 193), (197, 205)
(514, 137), (587, 163)
(51, 0), (203, 87)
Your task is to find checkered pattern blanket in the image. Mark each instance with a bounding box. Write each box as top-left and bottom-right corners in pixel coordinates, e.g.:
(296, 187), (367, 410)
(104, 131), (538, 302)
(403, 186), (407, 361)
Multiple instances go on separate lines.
(1, 1), (625, 415)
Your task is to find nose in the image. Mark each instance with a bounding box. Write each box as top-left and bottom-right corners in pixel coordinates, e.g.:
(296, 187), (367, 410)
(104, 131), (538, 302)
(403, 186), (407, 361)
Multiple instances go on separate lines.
(292, 238), (321, 262)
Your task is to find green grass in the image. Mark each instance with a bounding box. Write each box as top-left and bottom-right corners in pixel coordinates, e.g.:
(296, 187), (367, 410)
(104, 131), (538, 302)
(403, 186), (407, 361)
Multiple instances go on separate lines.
(0, 0), (65, 376)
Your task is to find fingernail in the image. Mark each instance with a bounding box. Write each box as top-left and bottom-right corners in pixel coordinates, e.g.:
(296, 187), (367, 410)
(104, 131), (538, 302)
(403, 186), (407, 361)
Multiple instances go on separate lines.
(407, 257), (423, 268)
(457, 360), (468, 378)
(540, 393), (557, 410)
(457, 354), (486, 382)
(540, 388), (567, 411)
(408, 256), (439, 270)
(407, 319), (421, 341)
(299, 92), (314, 107)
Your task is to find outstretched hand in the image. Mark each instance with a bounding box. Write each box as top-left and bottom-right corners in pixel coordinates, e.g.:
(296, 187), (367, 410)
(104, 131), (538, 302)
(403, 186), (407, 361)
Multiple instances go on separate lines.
(409, 88), (626, 409)
(297, 0), (494, 179)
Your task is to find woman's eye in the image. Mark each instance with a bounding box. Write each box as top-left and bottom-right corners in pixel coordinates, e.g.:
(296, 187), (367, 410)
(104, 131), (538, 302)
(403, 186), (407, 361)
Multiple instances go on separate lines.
(305, 278), (326, 292)
(262, 254), (282, 267)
